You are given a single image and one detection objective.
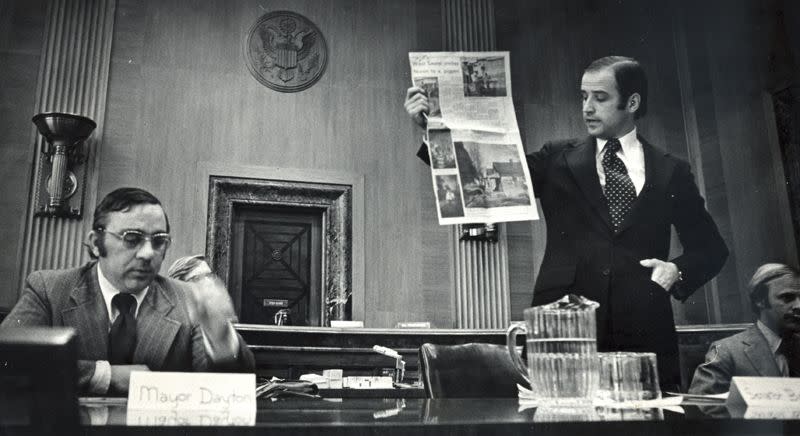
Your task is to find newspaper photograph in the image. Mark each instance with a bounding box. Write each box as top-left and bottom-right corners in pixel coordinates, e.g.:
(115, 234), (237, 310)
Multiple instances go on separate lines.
(410, 51), (517, 132)
(410, 51), (539, 225)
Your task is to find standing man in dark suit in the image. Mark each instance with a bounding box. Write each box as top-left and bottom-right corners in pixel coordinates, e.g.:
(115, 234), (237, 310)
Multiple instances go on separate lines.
(690, 264), (800, 394)
(405, 56), (729, 389)
(1, 187), (255, 395)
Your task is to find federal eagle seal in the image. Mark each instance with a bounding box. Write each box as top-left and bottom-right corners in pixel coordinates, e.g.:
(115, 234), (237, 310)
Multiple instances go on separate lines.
(245, 11), (327, 92)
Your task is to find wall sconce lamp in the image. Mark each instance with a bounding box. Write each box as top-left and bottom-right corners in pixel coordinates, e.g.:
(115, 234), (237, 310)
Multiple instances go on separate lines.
(459, 223), (498, 243)
(32, 112), (97, 218)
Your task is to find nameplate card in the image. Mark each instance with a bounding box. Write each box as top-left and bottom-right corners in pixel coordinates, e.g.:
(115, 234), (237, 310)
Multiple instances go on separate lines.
(727, 376), (800, 409)
(740, 407), (800, 420)
(126, 408), (256, 426)
(128, 372), (256, 416)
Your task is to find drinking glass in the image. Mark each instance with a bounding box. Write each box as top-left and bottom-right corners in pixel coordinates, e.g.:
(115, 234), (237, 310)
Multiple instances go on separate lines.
(596, 352), (661, 402)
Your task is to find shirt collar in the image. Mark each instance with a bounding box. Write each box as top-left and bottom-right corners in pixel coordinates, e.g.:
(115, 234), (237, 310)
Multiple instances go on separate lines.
(97, 262), (149, 318)
(757, 319), (783, 355)
(595, 127), (639, 157)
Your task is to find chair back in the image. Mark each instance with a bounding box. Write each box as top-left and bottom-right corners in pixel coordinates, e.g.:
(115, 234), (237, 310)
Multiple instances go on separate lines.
(418, 342), (529, 398)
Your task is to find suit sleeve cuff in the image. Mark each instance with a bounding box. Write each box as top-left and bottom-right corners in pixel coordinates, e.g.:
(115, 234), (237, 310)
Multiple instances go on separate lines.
(668, 280), (690, 302)
(88, 360), (111, 395)
(201, 321), (240, 363)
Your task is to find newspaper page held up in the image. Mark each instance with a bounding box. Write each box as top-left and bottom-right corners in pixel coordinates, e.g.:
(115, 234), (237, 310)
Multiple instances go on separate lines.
(409, 51), (539, 225)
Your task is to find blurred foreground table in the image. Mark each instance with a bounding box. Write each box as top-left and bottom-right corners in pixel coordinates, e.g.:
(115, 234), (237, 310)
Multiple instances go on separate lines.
(6, 397), (800, 435)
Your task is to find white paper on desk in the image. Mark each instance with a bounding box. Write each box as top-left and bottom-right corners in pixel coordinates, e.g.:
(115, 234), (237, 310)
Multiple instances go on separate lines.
(594, 396), (684, 409)
(127, 371), (256, 418)
(666, 391), (728, 402)
(517, 384), (684, 410)
(299, 373), (329, 388)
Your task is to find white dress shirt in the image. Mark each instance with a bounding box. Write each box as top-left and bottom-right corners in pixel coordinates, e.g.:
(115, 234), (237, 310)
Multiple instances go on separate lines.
(595, 128), (646, 195)
(88, 264), (149, 394)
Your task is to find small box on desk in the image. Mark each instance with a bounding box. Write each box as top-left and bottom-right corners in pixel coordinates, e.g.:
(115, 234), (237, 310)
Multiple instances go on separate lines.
(343, 376), (394, 389)
(322, 369), (344, 389)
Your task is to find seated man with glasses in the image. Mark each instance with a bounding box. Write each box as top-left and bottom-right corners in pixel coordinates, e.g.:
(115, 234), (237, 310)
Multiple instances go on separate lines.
(1, 187), (255, 395)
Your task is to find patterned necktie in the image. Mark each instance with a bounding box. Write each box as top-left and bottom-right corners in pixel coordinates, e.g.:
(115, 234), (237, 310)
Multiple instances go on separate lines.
(109, 293), (137, 364)
(602, 139), (636, 231)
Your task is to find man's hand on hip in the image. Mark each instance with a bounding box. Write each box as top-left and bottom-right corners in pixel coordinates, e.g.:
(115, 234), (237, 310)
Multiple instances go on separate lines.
(639, 258), (680, 291)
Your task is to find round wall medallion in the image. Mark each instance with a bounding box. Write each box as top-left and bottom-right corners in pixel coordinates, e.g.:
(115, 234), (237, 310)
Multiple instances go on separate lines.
(245, 11), (328, 93)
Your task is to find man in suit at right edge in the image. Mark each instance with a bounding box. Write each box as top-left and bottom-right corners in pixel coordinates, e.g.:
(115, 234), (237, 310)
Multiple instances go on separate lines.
(406, 56), (729, 390)
(690, 263), (800, 394)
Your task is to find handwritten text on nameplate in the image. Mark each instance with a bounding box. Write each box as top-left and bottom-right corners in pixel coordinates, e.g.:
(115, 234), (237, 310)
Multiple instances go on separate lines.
(728, 377), (800, 407)
(128, 372), (256, 413)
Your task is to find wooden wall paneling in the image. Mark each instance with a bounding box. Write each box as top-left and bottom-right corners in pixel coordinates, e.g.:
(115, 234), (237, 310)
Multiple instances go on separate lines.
(670, 5), (720, 324)
(4, 0), (794, 327)
(765, 0), (800, 266)
(12, 0), (115, 308)
(98, 0), (449, 328)
(692, 0), (795, 322)
(412, 0), (452, 328)
(763, 91), (800, 270)
(0, 0), (48, 310)
(440, 0), (512, 329)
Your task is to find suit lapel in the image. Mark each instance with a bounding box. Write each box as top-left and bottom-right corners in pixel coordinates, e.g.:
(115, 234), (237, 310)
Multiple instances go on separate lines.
(133, 278), (182, 369)
(61, 264), (109, 360)
(616, 136), (675, 235)
(743, 326), (782, 377)
(565, 137), (612, 230)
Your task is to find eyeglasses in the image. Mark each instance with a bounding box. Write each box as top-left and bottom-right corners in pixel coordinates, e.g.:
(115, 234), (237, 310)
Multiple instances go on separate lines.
(98, 228), (172, 251)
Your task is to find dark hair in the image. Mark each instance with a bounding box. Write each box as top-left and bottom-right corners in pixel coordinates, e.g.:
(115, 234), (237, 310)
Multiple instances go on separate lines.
(585, 56), (648, 119)
(87, 187), (169, 259)
(749, 263), (799, 315)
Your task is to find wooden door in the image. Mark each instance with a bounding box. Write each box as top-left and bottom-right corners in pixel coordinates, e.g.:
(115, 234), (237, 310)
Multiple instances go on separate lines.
(230, 206), (322, 325)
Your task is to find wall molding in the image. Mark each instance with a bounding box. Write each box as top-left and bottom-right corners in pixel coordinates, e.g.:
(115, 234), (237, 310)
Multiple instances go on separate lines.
(194, 162), (365, 323)
(18, 0), (116, 294)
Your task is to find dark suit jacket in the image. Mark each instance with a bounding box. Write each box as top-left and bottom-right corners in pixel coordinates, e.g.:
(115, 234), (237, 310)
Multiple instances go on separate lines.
(689, 325), (782, 395)
(419, 135), (729, 389)
(1, 262), (256, 392)
(527, 136), (728, 389)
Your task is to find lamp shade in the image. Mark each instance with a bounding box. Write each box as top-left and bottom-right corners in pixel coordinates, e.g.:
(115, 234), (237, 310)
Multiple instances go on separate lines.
(32, 112), (96, 148)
